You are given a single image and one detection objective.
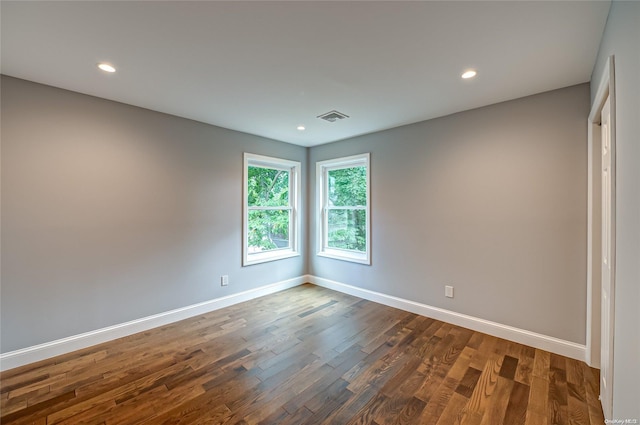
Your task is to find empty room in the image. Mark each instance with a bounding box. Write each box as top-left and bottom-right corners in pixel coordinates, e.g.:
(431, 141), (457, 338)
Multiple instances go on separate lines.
(1, 1), (638, 424)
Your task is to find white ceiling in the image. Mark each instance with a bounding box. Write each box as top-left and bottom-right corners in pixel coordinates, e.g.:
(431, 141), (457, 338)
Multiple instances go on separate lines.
(1, 1), (610, 147)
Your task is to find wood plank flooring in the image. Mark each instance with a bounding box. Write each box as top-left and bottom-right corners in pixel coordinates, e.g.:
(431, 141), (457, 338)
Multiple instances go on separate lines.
(0, 284), (605, 424)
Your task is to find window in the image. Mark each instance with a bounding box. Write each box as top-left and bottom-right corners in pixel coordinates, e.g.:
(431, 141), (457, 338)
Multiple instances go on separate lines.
(317, 153), (370, 264)
(243, 153), (301, 266)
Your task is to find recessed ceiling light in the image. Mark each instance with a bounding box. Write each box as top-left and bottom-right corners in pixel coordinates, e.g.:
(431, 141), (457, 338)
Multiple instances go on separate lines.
(97, 63), (116, 73)
(461, 70), (477, 79)
(297, 125), (306, 131)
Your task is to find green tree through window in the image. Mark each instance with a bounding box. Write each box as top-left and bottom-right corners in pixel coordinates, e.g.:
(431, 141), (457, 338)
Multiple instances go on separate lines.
(327, 166), (367, 251)
(247, 166), (290, 252)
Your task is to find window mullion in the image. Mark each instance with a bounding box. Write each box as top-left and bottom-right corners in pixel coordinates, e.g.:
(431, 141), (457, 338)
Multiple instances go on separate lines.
(324, 206), (366, 210)
(248, 206), (292, 211)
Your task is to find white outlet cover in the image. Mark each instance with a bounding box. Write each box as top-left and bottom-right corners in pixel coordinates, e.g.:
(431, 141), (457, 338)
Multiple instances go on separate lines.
(445, 285), (454, 298)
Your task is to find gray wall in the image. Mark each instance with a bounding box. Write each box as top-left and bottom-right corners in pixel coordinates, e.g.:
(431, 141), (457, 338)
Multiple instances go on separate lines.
(591, 1), (640, 419)
(0, 74), (602, 361)
(309, 84), (590, 344)
(1, 76), (307, 353)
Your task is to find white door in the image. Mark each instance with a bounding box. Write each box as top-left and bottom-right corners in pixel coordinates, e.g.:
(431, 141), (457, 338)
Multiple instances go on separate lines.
(600, 96), (614, 419)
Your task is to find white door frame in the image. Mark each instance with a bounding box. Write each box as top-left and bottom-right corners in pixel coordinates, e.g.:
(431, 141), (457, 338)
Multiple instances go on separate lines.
(586, 55), (616, 417)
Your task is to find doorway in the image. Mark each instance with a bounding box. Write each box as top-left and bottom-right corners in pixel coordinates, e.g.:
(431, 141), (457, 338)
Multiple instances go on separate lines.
(586, 55), (615, 420)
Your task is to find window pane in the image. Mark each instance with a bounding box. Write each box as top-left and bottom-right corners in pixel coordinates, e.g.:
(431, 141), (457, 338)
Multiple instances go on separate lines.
(248, 209), (290, 253)
(327, 166), (367, 206)
(247, 166), (289, 207)
(327, 209), (366, 252)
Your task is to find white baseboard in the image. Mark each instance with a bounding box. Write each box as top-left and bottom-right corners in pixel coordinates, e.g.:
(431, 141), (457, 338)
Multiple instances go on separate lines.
(0, 276), (306, 372)
(1, 274), (587, 371)
(307, 275), (586, 362)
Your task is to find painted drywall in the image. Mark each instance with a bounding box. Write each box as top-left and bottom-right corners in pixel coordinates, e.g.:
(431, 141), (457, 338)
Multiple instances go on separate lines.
(591, 1), (640, 419)
(309, 84), (590, 344)
(0, 76), (307, 353)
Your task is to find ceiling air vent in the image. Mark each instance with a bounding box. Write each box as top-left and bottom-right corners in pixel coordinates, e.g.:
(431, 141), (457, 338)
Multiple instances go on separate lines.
(317, 110), (349, 122)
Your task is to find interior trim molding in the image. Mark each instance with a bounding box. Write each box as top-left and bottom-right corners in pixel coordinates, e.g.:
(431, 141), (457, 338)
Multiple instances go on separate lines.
(0, 276), (306, 372)
(307, 275), (586, 362)
(585, 54), (616, 370)
(1, 274), (587, 371)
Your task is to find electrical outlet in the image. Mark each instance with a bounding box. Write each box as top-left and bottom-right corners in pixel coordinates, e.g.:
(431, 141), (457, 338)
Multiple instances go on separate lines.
(445, 285), (454, 298)
(221, 275), (229, 286)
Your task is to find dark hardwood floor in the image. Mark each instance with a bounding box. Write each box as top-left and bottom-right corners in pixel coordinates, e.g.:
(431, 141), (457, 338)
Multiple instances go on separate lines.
(1, 284), (604, 425)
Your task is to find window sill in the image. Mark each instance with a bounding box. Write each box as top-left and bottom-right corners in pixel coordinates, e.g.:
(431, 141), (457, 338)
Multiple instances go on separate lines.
(317, 249), (370, 265)
(243, 250), (300, 267)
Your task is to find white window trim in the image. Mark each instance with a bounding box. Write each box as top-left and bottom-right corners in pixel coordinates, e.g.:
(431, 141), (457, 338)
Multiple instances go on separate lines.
(316, 153), (371, 265)
(243, 153), (301, 266)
